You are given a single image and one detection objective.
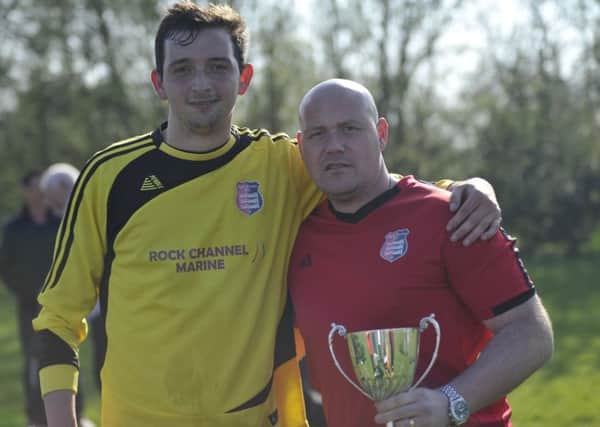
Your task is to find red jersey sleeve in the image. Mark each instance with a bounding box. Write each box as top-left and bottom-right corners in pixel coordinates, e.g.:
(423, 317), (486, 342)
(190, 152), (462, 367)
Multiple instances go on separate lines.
(442, 229), (535, 321)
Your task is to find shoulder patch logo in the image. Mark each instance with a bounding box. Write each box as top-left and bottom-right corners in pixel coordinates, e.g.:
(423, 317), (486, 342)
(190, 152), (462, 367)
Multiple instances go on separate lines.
(140, 175), (165, 191)
(380, 228), (410, 263)
(236, 181), (263, 215)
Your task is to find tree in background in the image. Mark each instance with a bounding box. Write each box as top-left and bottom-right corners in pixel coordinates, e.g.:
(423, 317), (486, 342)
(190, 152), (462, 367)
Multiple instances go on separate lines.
(0, 0), (598, 255)
(455, 0), (600, 254)
(234, 0), (320, 135)
(0, 0), (163, 216)
(314, 0), (465, 178)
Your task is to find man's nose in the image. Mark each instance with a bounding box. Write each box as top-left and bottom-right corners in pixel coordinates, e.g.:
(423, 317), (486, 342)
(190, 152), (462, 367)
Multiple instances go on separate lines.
(191, 70), (211, 91)
(324, 131), (345, 153)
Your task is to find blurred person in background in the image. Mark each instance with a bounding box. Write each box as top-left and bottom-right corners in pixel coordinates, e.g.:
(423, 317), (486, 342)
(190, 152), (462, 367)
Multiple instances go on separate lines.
(40, 163), (80, 217)
(0, 171), (62, 427)
(0, 167), (95, 427)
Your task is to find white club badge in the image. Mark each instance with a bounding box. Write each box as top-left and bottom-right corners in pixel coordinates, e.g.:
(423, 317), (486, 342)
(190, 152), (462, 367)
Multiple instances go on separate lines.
(380, 228), (410, 263)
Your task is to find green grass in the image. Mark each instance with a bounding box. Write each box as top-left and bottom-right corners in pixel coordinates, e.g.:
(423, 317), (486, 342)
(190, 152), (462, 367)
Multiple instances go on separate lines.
(509, 255), (600, 426)
(0, 287), (100, 426)
(0, 255), (598, 426)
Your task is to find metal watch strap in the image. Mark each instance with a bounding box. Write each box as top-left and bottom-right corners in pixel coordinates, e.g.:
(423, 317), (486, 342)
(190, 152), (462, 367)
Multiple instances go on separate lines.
(439, 384), (469, 426)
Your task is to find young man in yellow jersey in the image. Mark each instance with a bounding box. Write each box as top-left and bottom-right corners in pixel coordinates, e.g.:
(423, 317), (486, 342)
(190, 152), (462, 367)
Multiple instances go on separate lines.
(34, 3), (501, 427)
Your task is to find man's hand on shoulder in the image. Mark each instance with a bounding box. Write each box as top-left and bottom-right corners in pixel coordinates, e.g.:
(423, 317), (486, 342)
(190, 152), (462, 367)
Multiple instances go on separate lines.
(446, 177), (502, 246)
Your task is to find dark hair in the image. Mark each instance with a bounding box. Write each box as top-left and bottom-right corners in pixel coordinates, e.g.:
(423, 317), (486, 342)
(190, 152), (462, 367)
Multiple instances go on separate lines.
(154, 1), (249, 77)
(21, 170), (41, 187)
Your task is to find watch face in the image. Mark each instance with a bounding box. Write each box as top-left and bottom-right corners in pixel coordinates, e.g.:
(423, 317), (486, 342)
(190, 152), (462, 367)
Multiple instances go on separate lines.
(451, 400), (470, 423)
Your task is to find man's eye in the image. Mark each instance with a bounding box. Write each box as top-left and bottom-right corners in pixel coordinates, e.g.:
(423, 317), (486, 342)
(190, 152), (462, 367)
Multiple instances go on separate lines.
(307, 130), (324, 139)
(209, 63), (228, 72)
(173, 65), (191, 75)
(343, 125), (359, 133)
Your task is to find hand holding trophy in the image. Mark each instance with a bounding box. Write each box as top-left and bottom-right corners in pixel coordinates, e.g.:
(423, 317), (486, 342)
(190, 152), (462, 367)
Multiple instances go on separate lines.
(328, 314), (440, 427)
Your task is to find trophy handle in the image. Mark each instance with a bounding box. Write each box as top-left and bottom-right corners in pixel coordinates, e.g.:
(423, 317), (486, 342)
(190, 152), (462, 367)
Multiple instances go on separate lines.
(410, 313), (441, 390)
(328, 323), (372, 399)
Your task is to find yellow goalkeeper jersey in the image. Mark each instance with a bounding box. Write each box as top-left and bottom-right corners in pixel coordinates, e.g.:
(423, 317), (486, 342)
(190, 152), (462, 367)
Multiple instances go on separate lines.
(33, 123), (321, 427)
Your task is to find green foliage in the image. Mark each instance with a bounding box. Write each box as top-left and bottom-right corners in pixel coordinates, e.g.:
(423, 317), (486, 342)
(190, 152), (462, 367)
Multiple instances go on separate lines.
(0, 288), (23, 427)
(0, 0), (597, 254)
(235, 0), (320, 136)
(457, 41), (600, 255)
(0, 0), (164, 223)
(0, 285), (101, 425)
(509, 255), (600, 426)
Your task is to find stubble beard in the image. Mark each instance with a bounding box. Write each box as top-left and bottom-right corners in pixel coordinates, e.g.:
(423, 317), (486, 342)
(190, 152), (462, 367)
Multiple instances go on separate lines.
(323, 175), (360, 205)
(184, 110), (222, 136)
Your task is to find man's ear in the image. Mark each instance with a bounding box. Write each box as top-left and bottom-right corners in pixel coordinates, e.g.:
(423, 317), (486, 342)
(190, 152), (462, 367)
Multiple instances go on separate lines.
(151, 70), (167, 100)
(377, 117), (389, 151)
(238, 64), (254, 95)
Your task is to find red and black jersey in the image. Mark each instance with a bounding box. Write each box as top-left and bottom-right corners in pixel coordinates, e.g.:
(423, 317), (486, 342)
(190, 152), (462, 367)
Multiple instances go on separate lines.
(288, 175), (534, 427)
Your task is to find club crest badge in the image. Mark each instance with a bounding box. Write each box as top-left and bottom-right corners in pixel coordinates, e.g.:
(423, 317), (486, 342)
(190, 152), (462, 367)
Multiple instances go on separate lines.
(380, 228), (410, 263)
(236, 181), (263, 216)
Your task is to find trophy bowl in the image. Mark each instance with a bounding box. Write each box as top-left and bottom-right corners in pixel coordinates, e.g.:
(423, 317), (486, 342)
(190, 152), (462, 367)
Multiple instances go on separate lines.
(328, 314), (440, 402)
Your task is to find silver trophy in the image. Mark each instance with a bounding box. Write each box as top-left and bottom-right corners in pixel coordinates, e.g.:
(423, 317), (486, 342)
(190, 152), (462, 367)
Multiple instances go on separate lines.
(328, 314), (440, 427)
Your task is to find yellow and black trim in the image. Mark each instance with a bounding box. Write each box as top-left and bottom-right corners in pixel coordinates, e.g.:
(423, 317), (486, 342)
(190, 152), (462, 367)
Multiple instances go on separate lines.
(41, 134), (155, 292)
(37, 330), (79, 369)
(226, 295), (297, 413)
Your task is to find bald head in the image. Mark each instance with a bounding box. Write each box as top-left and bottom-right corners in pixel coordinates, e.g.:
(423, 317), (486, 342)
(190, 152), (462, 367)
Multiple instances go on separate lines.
(40, 163), (79, 216)
(296, 79), (392, 213)
(299, 79), (378, 129)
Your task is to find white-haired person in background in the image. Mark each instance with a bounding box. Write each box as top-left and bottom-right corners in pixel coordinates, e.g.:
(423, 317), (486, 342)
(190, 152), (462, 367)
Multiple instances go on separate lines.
(40, 163), (80, 217)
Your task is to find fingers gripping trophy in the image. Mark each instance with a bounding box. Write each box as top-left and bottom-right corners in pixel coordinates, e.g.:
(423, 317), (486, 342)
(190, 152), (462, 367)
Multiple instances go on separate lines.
(328, 314), (441, 427)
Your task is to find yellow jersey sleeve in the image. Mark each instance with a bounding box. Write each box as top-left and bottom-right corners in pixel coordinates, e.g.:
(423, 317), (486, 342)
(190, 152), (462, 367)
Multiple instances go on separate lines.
(33, 140), (147, 396)
(434, 179), (454, 190)
(286, 141), (323, 220)
(33, 162), (108, 394)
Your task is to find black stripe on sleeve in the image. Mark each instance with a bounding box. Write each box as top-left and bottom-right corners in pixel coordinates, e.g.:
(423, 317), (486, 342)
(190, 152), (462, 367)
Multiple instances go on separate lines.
(36, 330), (79, 370)
(492, 288), (536, 316)
(501, 228), (535, 288)
(491, 228), (536, 315)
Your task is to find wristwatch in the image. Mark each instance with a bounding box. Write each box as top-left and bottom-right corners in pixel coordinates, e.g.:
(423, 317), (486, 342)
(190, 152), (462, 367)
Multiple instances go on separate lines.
(439, 384), (470, 426)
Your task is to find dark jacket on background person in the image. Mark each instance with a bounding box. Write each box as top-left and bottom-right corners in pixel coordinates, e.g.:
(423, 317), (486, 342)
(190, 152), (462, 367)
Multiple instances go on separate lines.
(0, 206), (60, 305)
(0, 206), (62, 425)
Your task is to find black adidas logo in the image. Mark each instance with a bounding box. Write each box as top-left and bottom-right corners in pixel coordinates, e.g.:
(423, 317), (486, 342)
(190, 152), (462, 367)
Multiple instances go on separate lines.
(299, 254), (312, 268)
